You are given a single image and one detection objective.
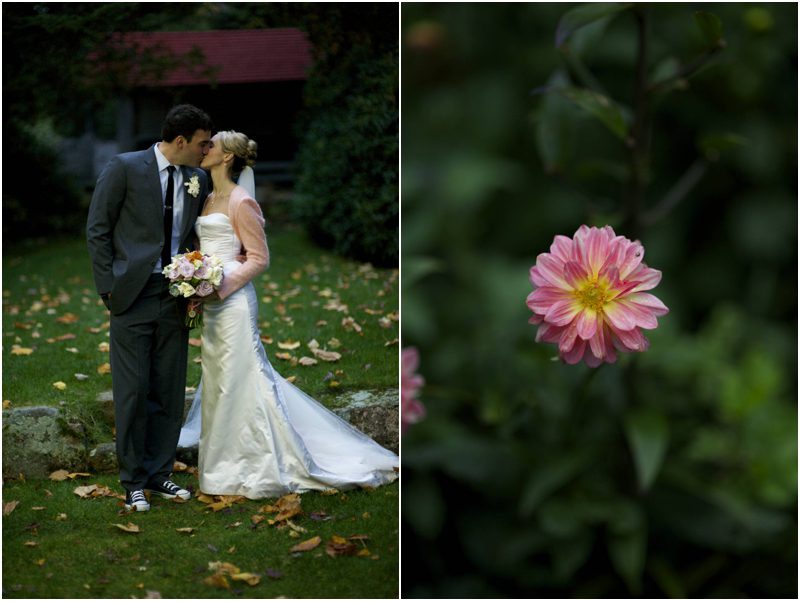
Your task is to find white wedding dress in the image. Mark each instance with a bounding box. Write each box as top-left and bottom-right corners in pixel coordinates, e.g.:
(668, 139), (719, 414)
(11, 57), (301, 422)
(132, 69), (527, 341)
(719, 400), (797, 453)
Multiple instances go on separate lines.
(178, 211), (398, 499)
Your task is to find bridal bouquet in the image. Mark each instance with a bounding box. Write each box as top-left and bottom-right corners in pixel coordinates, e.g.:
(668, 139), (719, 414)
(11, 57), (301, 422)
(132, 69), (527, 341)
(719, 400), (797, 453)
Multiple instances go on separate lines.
(162, 250), (224, 328)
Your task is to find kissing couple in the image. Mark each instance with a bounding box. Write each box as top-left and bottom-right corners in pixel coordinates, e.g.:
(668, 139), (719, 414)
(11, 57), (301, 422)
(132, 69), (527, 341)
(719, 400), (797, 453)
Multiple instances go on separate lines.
(87, 104), (398, 511)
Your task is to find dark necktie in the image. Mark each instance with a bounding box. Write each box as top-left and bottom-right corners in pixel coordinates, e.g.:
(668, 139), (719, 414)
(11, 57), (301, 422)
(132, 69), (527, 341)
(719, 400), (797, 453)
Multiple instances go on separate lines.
(162, 165), (175, 269)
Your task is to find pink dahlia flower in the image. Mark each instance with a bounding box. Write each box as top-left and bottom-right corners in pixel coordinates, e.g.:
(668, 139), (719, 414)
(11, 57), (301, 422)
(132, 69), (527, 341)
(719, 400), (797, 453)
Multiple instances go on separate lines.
(401, 347), (426, 432)
(527, 225), (669, 367)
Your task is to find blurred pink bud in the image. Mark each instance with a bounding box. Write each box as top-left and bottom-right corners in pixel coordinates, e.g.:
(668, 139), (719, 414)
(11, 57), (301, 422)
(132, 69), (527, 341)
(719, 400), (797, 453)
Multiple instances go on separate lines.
(401, 347), (425, 432)
(527, 225), (669, 367)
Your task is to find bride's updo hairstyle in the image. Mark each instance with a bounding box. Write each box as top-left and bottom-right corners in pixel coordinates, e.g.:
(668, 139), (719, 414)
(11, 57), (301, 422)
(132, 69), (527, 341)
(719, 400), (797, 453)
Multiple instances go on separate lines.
(217, 130), (258, 177)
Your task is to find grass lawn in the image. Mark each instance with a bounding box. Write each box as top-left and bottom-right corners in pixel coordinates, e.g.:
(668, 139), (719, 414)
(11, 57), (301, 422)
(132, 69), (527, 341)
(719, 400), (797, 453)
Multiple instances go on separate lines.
(2, 223), (399, 598)
(2, 223), (399, 443)
(2, 474), (399, 598)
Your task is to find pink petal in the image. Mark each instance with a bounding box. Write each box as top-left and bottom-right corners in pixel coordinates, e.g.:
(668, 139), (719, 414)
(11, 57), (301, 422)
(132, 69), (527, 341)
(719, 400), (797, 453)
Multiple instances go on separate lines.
(529, 266), (549, 288)
(535, 253), (571, 290)
(402, 347), (420, 373)
(599, 264), (621, 288)
(603, 301), (638, 331)
(573, 224), (591, 244)
(589, 319), (607, 358)
(528, 313), (544, 325)
(549, 235), (574, 263)
(558, 321), (580, 353)
(618, 241), (645, 279)
(627, 292), (669, 316)
(627, 265), (662, 293)
(603, 331), (618, 363)
(583, 347), (603, 367)
(526, 287), (572, 313)
(563, 261), (588, 289)
(536, 322), (564, 344)
(585, 227), (610, 276)
(608, 322), (648, 351)
(575, 308), (598, 340)
(571, 226), (589, 265)
(616, 300), (659, 329)
(561, 338), (586, 364)
(604, 235), (626, 267)
(608, 278), (639, 301)
(544, 299), (581, 326)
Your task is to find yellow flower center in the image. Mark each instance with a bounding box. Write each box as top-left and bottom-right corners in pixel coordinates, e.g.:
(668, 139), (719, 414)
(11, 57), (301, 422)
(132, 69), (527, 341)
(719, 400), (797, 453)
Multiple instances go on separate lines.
(575, 279), (611, 312)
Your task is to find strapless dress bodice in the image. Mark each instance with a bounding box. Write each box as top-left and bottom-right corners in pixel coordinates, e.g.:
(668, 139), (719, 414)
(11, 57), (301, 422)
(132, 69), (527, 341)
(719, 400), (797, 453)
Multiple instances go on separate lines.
(196, 213), (240, 264)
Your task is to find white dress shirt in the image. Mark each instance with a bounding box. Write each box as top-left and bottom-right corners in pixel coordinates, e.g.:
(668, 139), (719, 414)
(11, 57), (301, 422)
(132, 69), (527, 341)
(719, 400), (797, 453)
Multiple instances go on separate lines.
(153, 143), (185, 272)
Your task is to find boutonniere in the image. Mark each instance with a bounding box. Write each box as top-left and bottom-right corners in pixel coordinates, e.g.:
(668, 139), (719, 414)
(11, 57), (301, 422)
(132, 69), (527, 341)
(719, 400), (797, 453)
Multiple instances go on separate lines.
(185, 174), (200, 198)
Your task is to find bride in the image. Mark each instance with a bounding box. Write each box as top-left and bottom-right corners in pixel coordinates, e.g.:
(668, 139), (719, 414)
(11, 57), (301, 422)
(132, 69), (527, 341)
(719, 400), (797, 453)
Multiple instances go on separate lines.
(178, 130), (398, 499)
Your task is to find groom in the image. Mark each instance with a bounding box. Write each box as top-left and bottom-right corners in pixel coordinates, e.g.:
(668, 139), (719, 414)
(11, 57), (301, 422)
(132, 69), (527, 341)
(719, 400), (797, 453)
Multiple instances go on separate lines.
(87, 104), (213, 511)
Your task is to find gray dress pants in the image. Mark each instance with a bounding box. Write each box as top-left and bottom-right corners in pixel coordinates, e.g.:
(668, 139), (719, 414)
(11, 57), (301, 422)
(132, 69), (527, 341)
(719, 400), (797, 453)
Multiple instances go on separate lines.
(110, 273), (189, 491)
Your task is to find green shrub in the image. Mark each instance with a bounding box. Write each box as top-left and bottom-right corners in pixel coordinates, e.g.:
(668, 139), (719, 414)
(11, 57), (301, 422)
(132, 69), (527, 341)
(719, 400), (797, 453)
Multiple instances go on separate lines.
(293, 46), (398, 267)
(2, 120), (87, 244)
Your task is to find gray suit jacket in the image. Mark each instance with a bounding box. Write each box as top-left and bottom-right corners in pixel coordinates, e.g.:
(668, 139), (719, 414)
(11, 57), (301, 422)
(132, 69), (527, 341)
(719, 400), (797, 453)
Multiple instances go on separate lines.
(86, 147), (209, 315)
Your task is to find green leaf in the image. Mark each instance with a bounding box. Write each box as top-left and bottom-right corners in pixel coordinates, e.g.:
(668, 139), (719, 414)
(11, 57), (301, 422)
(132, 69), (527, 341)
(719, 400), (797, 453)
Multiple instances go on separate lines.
(650, 57), (680, 87)
(552, 533), (594, 582)
(401, 256), (444, 290)
(555, 3), (632, 48)
(607, 499), (646, 593)
(608, 525), (647, 594)
(624, 408), (669, 492)
(694, 11), (724, 47)
(559, 86), (631, 140)
(402, 473), (445, 540)
(698, 132), (747, 161)
(519, 452), (588, 517)
(535, 70), (575, 172)
(538, 498), (584, 538)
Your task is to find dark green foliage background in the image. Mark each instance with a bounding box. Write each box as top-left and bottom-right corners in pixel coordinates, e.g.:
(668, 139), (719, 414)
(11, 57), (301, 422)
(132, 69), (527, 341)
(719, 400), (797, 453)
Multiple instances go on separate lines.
(294, 40), (399, 267)
(401, 3), (797, 598)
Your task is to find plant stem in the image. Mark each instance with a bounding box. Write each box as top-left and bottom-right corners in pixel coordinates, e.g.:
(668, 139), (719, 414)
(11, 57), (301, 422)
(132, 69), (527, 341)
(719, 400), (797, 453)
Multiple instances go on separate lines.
(623, 6), (650, 239)
(647, 44), (725, 96)
(642, 158), (708, 226)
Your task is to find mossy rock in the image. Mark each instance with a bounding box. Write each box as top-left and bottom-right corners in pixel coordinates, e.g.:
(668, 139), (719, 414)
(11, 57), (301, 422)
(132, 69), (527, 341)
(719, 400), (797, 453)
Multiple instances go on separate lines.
(2, 407), (87, 478)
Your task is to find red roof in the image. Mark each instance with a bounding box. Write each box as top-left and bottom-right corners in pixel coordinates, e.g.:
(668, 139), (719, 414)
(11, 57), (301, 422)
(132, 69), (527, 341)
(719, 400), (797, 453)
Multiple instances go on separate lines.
(121, 29), (313, 86)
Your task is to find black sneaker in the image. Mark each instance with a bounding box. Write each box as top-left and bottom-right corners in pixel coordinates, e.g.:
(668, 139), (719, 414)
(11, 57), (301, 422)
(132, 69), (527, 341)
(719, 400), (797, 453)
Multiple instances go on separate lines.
(145, 479), (191, 500)
(124, 489), (150, 512)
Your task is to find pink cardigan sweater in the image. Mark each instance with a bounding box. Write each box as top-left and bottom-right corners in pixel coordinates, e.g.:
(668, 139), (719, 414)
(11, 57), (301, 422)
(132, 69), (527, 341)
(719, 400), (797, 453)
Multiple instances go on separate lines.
(215, 186), (270, 300)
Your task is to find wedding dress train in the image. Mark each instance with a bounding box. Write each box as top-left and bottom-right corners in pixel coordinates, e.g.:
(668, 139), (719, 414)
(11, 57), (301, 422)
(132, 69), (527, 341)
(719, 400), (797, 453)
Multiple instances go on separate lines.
(178, 212), (398, 498)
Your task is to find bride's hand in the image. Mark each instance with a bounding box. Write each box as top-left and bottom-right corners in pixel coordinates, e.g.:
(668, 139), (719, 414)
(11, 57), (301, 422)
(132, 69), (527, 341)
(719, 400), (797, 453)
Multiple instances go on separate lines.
(199, 291), (221, 302)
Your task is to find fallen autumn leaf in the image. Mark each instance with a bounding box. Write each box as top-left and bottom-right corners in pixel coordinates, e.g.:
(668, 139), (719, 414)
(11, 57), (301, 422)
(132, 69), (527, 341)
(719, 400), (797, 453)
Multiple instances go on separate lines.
(289, 536), (321, 553)
(231, 572), (261, 586)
